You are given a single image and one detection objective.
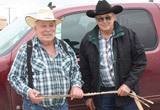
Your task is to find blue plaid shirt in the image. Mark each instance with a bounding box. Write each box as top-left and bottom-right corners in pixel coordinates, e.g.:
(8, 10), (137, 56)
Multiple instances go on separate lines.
(8, 37), (83, 107)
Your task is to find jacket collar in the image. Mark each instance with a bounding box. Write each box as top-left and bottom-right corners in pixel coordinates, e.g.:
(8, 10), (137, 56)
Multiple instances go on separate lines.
(114, 21), (125, 38)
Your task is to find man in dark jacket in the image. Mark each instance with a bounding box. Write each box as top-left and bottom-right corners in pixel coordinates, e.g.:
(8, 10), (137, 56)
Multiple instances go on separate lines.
(79, 0), (147, 110)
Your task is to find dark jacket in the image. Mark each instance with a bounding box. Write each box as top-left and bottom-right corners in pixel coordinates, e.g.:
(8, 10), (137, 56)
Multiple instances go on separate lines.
(79, 22), (147, 106)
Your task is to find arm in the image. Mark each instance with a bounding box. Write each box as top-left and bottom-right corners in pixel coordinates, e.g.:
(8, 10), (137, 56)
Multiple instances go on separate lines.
(118, 30), (147, 96)
(125, 30), (147, 89)
(65, 43), (84, 99)
(79, 38), (96, 110)
(8, 44), (30, 97)
(79, 38), (92, 93)
(67, 45), (83, 88)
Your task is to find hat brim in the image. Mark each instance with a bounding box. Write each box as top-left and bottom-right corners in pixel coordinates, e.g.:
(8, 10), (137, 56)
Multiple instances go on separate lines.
(25, 16), (62, 27)
(86, 5), (123, 18)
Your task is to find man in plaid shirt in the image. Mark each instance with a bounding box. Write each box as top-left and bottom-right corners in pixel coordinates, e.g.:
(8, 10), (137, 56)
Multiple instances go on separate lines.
(8, 8), (83, 110)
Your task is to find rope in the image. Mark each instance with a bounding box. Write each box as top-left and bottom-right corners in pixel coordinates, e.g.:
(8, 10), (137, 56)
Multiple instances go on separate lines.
(41, 91), (117, 99)
(144, 94), (160, 99)
(41, 90), (154, 110)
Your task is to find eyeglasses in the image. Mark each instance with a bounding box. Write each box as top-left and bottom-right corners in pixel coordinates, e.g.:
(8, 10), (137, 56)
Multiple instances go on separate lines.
(96, 16), (112, 22)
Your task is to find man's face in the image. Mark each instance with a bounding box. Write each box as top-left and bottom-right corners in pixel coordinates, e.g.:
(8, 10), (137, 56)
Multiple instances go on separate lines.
(34, 20), (56, 43)
(95, 13), (115, 33)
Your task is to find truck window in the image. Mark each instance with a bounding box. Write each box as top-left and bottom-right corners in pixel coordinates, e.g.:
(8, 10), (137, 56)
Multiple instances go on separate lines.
(117, 9), (157, 51)
(0, 17), (31, 56)
(61, 9), (157, 54)
(61, 13), (96, 55)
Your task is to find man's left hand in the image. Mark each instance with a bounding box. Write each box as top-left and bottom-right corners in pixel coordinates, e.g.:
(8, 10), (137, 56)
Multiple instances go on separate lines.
(70, 86), (84, 100)
(117, 84), (131, 96)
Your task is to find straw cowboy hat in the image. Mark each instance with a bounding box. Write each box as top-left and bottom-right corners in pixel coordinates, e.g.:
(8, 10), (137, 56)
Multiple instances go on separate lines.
(25, 8), (62, 27)
(86, 0), (123, 18)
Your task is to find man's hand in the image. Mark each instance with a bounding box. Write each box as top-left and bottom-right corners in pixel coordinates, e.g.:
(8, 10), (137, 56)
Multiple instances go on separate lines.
(85, 98), (96, 110)
(117, 84), (131, 96)
(28, 88), (44, 104)
(70, 86), (84, 100)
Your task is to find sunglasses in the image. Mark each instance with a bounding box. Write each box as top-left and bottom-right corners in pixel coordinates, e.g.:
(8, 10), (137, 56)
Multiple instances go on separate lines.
(96, 16), (112, 22)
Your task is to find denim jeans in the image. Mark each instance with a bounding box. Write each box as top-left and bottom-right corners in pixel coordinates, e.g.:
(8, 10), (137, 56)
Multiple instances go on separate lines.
(22, 99), (68, 110)
(120, 100), (138, 110)
(95, 95), (138, 110)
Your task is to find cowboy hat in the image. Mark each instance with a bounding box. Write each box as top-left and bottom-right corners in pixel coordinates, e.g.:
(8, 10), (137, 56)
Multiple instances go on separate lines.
(25, 8), (62, 27)
(86, 0), (123, 18)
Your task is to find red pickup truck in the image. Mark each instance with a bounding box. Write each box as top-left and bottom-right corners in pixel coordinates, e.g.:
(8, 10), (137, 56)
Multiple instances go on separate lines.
(0, 3), (160, 110)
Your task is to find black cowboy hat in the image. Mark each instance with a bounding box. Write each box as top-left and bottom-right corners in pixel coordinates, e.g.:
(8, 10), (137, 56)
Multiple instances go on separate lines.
(86, 0), (123, 18)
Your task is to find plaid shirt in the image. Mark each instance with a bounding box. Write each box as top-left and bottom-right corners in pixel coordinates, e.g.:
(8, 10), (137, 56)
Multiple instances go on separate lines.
(8, 37), (83, 107)
(99, 32), (115, 87)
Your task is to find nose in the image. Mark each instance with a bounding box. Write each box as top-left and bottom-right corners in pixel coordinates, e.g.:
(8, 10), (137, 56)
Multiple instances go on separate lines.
(46, 27), (51, 31)
(46, 26), (55, 32)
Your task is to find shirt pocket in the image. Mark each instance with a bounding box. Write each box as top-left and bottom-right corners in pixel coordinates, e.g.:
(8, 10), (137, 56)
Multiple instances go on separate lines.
(61, 55), (71, 78)
(31, 58), (46, 75)
(31, 58), (47, 86)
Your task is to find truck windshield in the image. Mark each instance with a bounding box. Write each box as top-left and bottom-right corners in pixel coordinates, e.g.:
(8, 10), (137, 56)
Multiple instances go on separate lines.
(0, 17), (31, 56)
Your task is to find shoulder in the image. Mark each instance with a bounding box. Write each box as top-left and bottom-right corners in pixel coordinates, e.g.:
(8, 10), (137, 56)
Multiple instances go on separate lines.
(82, 26), (98, 42)
(17, 43), (27, 55)
(120, 26), (142, 47)
(62, 40), (75, 53)
(114, 21), (136, 37)
(12, 42), (28, 63)
(121, 26), (136, 37)
(57, 38), (70, 49)
(57, 38), (76, 55)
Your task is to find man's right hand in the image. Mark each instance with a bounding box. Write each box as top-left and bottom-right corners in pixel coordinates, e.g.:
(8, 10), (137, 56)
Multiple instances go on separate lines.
(85, 98), (96, 110)
(28, 88), (44, 104)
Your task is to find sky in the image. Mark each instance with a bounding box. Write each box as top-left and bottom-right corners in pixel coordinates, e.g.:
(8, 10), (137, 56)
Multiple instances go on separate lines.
(0, 0), (160, 23)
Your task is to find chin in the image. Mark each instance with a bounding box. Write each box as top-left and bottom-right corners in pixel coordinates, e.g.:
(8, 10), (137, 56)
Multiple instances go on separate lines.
(102, 28), (111, 32)
(45, 38), (54, 42)
(40, 38), (53, 42)
(44, 36), (54, 40)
